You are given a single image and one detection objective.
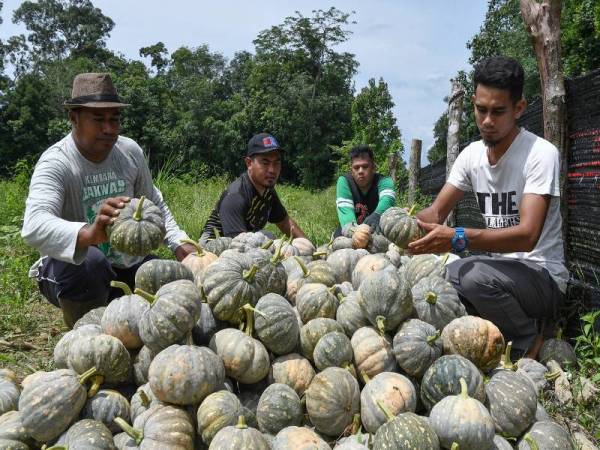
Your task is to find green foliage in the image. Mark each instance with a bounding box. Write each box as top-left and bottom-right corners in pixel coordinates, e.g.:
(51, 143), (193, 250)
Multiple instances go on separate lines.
(428, 112), (448, 164)
(574, 310), (600, 383)
(562, 0), (600, 77)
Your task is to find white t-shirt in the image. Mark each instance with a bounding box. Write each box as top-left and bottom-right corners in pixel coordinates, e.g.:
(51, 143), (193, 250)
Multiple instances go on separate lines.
(447, 128), (569, 292)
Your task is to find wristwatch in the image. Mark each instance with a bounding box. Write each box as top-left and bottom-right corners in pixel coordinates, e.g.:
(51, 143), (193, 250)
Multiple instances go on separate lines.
(451, 227), (468, 253)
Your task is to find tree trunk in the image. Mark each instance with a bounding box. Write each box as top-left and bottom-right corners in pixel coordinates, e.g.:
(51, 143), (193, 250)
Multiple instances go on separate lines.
(520, 0), (568, 257)
(445, 78), (465, 227)
(388, 151), (400, 184)
(408, 139), (422, 206)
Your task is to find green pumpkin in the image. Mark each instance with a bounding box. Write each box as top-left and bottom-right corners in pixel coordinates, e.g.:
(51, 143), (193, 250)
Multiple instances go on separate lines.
(296, 283), (339, 324)
(130, 383), (164, 422)
(336, 291), (370, 338)
(73, 306), (106, 329)
(360, 372), (417, 434)
(429, 378), (495, 450)
(101, 281), (150, 350)
(351, 327), (397, 383)
(385, 243), (404, 267)
(205, 236), (233, 255)
(257, 383), (303, 435)
(313, 331), (354, 372)
(82, 389), (131, 434)
(0, 411), (34, 450)
(0, 370), (20, 416)
(332, 236), (354, 251)
(420, 355), (486, 411)
(18, 368), (98, 442)
(516, 420), (575, 450)
(351, 253), (394, 290)
(485, 370), (537, 437)
(202, 252), (267, 322)
(403, 253), (447, 287)
(379, 206), (424, 249)
(327, 249), (365, 283)
(209, 328), (270, 384)
(132, 345), (155, 386)
(288, 258), (337, 303)
(68, 334), (131, 387)
(493, 435), (514, 450)
(393, 318), (442, 378)
(538, 329), (577, 368)
(254, 293), (299, 355)
(148, 344), (225, 405)
(306, 367), (360, 437)
(411, 275), (466, 330)
(56, 419), (116, 450)
(516, 357), (549, 394)
(197, 390), (251, 445)
(209, 415), (270, 450)
(115, 404), (194, 449)
(373, 410), (440, 450)
(192, 302), (227, 347)
(135, 259), (194, 295)
(272, 426), (331, 450)
(54, 324), (102, 369)
(230, 231), (271, 251)
(269, 353), (316, 396)
(358, 270), (412, 335)
(109, 196), (166, 256)
(137, 279), (202, 353)
(441, 315), (505, 372)
(300, 318), (344, 361)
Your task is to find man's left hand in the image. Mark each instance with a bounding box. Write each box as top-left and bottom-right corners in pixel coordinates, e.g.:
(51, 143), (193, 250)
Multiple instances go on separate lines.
(408, 220), (454, 254)
(175, 243), (197, 262)
(363, 213), (381, 232)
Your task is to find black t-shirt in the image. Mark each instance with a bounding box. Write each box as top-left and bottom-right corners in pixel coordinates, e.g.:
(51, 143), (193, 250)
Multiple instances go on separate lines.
(202, 172), (288, 239)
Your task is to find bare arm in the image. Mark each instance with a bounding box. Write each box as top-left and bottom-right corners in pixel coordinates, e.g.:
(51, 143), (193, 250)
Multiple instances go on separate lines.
(416, 182), (465, 224)
(409, 193), (550, 254)
(276, 216), (307, 239)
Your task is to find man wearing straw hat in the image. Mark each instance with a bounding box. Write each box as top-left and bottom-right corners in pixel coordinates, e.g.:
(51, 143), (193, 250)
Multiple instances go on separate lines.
(21, 73), (195, 328)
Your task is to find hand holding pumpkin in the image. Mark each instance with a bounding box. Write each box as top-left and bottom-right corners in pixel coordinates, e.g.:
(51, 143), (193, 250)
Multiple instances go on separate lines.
(407, 220), (454, 254)
(77, 196), (130, 248)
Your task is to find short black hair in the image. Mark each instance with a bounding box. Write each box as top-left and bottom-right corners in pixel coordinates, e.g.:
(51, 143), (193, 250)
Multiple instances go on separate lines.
(473, 56), (525, 103)
(349, 144), (374, 162)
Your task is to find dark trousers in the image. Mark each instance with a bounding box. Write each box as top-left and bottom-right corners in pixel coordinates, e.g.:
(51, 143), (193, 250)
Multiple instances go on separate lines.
(445, 255), (564, 354)
(37, 246), (154, 306)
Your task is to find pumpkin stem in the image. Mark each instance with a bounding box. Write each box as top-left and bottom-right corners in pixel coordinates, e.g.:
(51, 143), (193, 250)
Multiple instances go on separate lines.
(360, 371), (371, 384)
(375, 399), (395, 422)
(425, 291), (437, 305)
(441, 252), (450, 265)
(181, 238), (205, 256)
(115, 417), (144, 445)
(77, 366), (98, 385)
(44, 446), (67, 450)
(213, 227), (221, 239)
(294, 256), (310, 278)
(451, 443), (460, 450)
(556, 328), (563, 340)
(134, 288), (156, 304)
(524, 433), (540, 450)
(336, 293), (346, 303)
(133, 196), (145, 221)
(312, 251), (328, 259)
(408, 204), (417, 216)
(110, 280), (132, 295)
(88, 374), (104, 398)
(242, 265), (259, 282)
(459, 377), (469, 399)
(236, 415), (248, 429)
(375, 315), (386, 336)
(261, 239), (274, 250)
(242, 303), (255, 336)
(426, 330), (441, 345)
(501, 341), (516, 371)
(271, 238), (285, 264)
(139, 389), (150, 407)
(327, 235), (334, 248)
(350, 413), (361, 435)
(544, 370), (561, 381)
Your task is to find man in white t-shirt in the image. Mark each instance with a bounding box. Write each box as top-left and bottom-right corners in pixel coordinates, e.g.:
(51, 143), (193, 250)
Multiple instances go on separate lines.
(408, 56), (568, 359)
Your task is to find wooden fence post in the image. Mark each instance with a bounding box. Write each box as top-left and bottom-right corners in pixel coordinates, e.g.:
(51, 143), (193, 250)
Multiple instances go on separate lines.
(408, 139), (422, 205)
(445, 78), (465, 226)
(520, 0), (568, 255)
(388, 151), (400, 184)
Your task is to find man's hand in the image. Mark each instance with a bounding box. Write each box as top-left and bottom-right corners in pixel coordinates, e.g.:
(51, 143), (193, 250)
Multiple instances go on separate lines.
(363, 213), (381, 232)
(408, 220), (454, 254)
(175, 243), (197, 262)
(77, 196), (130, 249)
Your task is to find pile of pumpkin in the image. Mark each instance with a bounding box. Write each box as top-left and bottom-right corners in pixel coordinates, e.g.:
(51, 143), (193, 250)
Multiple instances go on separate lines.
(0, 205), (581, 449)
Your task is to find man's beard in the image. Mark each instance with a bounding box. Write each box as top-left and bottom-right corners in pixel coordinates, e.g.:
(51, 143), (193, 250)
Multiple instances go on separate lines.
(483, 136), (502, 148)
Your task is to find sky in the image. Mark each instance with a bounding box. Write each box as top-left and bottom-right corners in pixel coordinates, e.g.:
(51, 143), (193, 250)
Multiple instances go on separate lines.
(0, 0), (489, 165)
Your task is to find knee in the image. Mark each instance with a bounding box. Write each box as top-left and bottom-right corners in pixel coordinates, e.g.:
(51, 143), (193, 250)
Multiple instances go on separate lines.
(448, 259), (493, 299)
(83, 246), (112, 274)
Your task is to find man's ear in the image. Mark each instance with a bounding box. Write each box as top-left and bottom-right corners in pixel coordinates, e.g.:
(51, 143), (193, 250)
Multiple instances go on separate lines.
(68, 109), (79, 128)
(244, 156), (253, 169)
(514, 98), (527, 119)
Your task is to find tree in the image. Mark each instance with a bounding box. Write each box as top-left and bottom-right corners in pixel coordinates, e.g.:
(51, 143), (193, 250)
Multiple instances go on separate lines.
(428, 112), (448, 163)
(139, 42), (169, 74)
(562, 0), (600, 76)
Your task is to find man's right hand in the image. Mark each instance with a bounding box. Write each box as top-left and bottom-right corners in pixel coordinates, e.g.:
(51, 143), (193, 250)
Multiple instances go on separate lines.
(77, 196), (130, 248)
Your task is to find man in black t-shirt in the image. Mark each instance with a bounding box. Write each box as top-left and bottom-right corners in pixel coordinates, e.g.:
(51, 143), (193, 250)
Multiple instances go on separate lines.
(201, 133), (307, 241)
